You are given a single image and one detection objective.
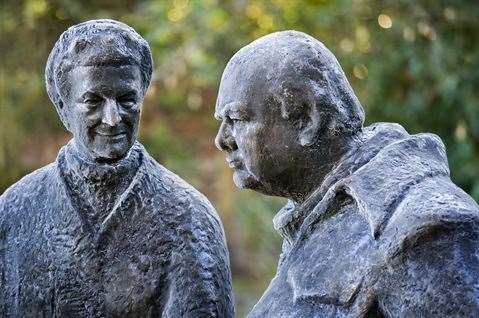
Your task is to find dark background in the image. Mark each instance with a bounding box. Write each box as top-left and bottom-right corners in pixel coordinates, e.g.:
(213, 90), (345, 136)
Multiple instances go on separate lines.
(1, 0), (478, 315)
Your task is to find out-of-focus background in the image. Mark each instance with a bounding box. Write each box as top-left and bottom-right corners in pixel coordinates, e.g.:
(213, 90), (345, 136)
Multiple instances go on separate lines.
(1, 0), (478, 315)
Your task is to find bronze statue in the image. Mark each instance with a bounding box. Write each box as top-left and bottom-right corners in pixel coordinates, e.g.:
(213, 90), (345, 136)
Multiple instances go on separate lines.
(215, 30), (479, 317)
(0, 19), (234, 317)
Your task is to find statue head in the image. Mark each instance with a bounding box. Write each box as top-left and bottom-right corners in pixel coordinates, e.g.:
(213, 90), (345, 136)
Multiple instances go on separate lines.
(215, 30), (365, 200)
(45, 19), (153, 162)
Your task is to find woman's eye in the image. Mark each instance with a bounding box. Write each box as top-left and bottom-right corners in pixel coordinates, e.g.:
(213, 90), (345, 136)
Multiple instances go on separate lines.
(119, 98), (136, 108)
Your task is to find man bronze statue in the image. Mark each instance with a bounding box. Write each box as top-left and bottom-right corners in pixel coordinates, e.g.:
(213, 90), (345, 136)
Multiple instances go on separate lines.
(0, 19), (234, 317)
(215, 30), (479, 317)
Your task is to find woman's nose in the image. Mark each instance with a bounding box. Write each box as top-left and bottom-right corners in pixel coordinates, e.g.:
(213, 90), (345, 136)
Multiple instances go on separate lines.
(102, 99), (121, 126)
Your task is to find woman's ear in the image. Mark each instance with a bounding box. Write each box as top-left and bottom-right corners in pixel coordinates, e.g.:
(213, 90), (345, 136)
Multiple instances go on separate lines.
(58, 99), (73, 133)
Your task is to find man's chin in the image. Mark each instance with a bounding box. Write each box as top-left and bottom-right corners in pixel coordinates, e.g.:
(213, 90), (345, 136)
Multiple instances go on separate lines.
(233, 170), (256, 189)
(232, 169), (272, 195)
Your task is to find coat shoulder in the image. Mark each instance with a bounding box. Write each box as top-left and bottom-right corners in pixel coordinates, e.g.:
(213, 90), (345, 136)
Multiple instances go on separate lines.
(381, 175), (479, 258)
(375, 176), (479, 315)
(0, 163), (57, 214)
(0, 163), (59, 235)
(142, 153), (224, 234)
(2, 162), (56, 197)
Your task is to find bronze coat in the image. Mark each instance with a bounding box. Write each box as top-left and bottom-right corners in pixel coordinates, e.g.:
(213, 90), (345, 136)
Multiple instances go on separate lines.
(250, 123), (479, 317)
(0, 142), (234, 318)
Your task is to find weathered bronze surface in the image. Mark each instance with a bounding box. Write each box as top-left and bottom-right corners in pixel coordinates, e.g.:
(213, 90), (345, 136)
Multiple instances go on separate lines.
(215, 30), (479, 317)
(0, 19), (234, 318)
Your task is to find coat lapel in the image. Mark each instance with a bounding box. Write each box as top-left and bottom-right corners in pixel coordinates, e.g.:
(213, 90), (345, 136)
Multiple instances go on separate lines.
(284, 182), (374, 307)
(279, 129), (450, 308)
(97, 152), (148, 247)
(57, 147), (147, 248)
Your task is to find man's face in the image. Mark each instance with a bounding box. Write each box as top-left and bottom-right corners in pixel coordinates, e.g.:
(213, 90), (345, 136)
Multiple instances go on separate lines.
(214, 66), (301, 196)
(65, 65), (143, 161)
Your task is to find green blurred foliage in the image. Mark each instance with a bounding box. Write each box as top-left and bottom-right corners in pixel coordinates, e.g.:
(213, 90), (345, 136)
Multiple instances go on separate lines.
(1, 0), (478, 315)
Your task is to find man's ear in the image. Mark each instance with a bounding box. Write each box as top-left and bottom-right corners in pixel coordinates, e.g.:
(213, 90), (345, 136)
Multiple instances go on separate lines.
(298, 101), (320, 147)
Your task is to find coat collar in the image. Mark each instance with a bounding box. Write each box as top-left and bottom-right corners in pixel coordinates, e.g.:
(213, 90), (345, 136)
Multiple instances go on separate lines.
(60, 139), (142, 183)
(56, 140), (150, 246)
(273, 123), (450, 243)
(346, 131), (450, 239)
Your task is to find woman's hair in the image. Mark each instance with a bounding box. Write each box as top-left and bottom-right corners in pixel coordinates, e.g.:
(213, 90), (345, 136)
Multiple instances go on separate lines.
(45, 19), (153, 130)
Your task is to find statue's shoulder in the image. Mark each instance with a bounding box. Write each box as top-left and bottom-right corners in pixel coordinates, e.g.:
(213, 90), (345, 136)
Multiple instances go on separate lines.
(0, 162), (58, 229)
(350, 127), (479, 256)
(381, 174), (479, 258)
(140, 149), (223, 229)
(1, 162), (58, 205)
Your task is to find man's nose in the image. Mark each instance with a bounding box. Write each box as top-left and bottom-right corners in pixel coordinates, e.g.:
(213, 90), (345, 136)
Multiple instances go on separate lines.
(215, 121), (237, 152)
(102, 99), (121, 126)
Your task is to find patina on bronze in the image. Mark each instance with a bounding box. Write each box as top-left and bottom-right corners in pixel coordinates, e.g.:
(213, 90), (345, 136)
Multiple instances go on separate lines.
(215, 30), (479, 317)
(0, 19), (234, 317)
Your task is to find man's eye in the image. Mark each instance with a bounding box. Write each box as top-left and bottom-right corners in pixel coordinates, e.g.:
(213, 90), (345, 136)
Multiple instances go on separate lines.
(230, 117), (245, 123)
(227, 115), (241, 122)
(83, 98), (102, 106)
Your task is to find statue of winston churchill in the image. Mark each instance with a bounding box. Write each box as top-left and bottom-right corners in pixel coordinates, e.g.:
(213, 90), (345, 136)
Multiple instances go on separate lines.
(214, 30), (479, 317)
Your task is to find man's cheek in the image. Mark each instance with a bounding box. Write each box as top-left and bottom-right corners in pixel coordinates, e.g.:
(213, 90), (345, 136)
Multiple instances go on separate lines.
(244, 151), (263, 178)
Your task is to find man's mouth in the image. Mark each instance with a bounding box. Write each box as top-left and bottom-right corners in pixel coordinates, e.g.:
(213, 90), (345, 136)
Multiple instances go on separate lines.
(226, 157), (243, 169)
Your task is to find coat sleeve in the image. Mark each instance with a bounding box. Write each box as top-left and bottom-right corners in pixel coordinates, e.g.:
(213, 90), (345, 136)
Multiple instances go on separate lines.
(376, 220), (479, 317)
(162, 200), (234, 318)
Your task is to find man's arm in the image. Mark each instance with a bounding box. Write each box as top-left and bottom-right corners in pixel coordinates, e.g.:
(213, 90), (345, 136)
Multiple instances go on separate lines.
(377, 220), (479, 317)
(162, 201), (234, 318)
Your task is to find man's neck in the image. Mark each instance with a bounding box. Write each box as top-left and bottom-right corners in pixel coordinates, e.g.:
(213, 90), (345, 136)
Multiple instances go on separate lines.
(289, 132), (362, 204)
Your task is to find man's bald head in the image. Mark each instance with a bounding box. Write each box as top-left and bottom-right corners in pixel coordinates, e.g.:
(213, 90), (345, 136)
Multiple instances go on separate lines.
(218, 30), (365, 138)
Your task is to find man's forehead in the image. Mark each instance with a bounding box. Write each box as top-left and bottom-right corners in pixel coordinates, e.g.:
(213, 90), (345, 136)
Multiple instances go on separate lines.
(215, 101), (249, 118)
(215, 59), (273, 119)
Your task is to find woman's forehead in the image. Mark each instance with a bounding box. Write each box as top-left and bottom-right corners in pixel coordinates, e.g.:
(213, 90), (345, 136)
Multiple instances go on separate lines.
(68, 65), (142, 90)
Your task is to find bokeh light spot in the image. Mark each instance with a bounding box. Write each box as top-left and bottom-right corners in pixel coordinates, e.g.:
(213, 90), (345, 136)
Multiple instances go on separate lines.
(340, 38), (354, 53)
(444, 7), (456, 21)
(355, 26), (371, 53)
(378, 14), (392, 29)
(417, 21), (437, 40)
(455, 122), (467, 141)
(353, 64), (368, 79)
(258, 15), (274, 30)
(246, 4), (262, 19)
